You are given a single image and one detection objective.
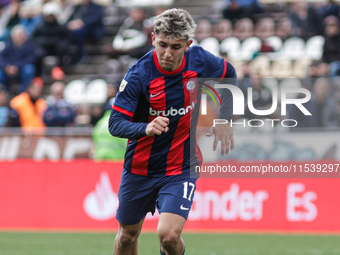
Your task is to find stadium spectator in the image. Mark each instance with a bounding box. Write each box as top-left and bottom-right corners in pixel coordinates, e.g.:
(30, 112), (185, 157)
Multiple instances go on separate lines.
(55, 0), (75, 25)
(317, 0), (340, 20)
(143, 6), (168, 30)
(212, 19), (233, 42)
(90, 80), (119, 127)
(234, 18), (254, 41)
(242, 71), (274, 120)
(18, 1), (42, 36)
(0, 25), (36, 93)
(9, 77), (47, 133)
(222, 0), (263, 22)
(66, 0), (104, 64)
(0, 0), (20, 41)
(322, 15), (340, 77)
(238, 61), (251, 88)
(306, 60), (329, 79)
(254, 17), (276, 52)
(195, 19), (212, 42)
(103, 81), (118, 111)
(291, 77), (340, 129)
(92, 108), (127, 160)
(143, 6), (168, 48)
(90, 104), (104, 126)
(312, 77), (339, 127)
(254, 17), (275, 41)
(303, 60), (329, 91)
(288, 82), (318, 129)
(74, 103), (91, 126)
(32, 2), (70, 78)
(0, 3), (9, 39)
(0, 83), (20, 127)
(43, 81), (76, 127)
(104, 7), (150, 59)
(288, 2), (323, 39)
(275, 17), (293, 40)
(92, 82), (127, 160)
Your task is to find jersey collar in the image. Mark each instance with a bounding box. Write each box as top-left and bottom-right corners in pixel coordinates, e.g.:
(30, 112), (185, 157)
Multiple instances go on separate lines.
(153, 50), (186, 75)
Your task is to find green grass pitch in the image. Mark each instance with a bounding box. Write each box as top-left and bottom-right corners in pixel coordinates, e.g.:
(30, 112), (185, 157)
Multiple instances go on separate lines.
(0, 231), (339, 255)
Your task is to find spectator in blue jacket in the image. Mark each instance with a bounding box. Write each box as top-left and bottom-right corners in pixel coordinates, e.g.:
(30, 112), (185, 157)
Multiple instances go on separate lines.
(18, 1), (43, 36)
(222, 0), (263, 22)
(0, 24), (36, 93)
(288, 2), (323, 39)
(43, 81), (76, 127)
(317, 0), (340, 20)
(66, 0), (104, 64)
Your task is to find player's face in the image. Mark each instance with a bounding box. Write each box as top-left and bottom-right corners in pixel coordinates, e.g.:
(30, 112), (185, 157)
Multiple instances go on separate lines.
(152, 33), (192, 72)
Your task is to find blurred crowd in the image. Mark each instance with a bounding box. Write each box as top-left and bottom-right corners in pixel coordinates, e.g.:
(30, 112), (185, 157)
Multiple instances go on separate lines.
(0, 0), (340, 133)
(0, 0), (107, 131)
(210, 0), (340, 130)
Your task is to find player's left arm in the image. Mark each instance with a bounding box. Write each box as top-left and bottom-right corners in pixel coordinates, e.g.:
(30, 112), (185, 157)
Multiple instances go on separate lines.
(201, 48), (237, 156)
(206, 62), (236, 156)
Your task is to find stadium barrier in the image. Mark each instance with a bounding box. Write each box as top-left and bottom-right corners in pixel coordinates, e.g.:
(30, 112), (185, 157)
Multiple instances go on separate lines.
(1, 129), (340, 161)
(1, 160), (339, 233)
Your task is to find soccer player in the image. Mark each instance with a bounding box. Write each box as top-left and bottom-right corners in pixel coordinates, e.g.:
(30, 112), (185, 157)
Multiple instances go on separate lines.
(109, 8), (236, 255)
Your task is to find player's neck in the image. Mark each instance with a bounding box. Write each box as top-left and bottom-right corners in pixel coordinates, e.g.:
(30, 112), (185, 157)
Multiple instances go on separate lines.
(169, 56), (183, 72)
(153, 50), (186, 75)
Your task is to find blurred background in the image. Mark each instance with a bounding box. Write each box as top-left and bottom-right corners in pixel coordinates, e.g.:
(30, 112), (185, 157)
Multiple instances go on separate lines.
(0, 0), (340, 160)
(0, 0), (339, 254)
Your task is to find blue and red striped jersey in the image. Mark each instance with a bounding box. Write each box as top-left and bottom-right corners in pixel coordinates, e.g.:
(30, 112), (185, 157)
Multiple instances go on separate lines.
(112, 45), (236, 177)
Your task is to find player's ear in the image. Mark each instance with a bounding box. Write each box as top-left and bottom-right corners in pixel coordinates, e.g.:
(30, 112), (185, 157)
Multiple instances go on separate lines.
(151, 32), (156, 47)
(184, 39), (192, 52)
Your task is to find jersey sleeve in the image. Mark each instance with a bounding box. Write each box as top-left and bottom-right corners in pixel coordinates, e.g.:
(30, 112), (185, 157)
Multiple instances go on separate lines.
(112, 64), (143, 117)
(109, 109), (148, 140)
(218, 62), (237, 121)
(199, 47), (226, 80)
(196, 46), (238, 121)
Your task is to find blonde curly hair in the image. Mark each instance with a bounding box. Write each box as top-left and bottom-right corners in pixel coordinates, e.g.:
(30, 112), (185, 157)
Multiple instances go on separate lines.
(153, 8), (197, 41)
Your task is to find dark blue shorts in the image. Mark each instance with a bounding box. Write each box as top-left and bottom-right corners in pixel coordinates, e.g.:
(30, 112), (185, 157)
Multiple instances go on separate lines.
(116, 170), (198, 225)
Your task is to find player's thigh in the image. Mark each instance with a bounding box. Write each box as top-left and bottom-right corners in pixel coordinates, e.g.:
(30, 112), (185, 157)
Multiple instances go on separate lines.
(157, 212), (186, 239)
(156, 174), (197, 220)
(117, 218), (145, 240)
(117, 171), (158, 225)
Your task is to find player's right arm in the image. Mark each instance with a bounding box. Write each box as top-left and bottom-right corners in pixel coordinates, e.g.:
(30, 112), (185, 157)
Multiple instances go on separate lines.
(109, 110), (148, 139)
(109, 111), (169, 139)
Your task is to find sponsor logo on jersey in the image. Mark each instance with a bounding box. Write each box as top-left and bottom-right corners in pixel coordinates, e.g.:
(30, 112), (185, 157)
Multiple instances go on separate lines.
(149, 101), (196, 117)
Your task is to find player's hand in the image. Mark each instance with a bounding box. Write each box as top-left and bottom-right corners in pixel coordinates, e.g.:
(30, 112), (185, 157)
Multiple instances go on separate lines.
(146, 116), (169, 136)
(206, 121), (234, 156)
